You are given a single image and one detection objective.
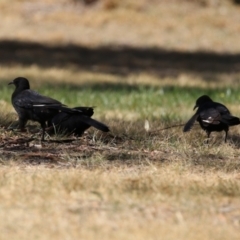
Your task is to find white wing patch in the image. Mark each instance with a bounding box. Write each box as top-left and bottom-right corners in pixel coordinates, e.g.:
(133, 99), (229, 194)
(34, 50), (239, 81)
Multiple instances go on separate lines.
(33, 104), (46, 107)
(202, 116), (220, 125)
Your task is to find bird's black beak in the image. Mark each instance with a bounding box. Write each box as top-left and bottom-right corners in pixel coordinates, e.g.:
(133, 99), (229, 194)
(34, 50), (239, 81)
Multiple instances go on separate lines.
(193, 105), (197, 110)
(8, 81), (14, 85)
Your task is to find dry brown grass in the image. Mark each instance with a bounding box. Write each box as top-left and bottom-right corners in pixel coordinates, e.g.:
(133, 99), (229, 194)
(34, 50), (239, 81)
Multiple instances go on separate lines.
(0, 116), (240, 239)
(0, 163), (240, 240)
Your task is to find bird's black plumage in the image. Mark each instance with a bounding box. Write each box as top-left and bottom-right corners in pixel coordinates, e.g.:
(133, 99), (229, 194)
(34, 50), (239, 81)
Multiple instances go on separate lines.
(183, 95), (240, 142)
(49, 106), (110, 136)
(9, 77), (83, 141)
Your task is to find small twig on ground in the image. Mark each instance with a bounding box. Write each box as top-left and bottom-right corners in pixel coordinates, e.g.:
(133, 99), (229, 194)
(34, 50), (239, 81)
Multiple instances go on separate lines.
(148, 123), (196, 134)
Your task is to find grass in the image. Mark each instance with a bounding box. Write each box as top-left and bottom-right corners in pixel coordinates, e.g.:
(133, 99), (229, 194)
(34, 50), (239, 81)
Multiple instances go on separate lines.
(0, 165), (240, 240)
(1, 72), (240, 239)
(1, 0), (240, 239)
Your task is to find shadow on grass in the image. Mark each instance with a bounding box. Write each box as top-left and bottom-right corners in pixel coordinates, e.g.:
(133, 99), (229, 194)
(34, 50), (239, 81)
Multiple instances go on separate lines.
(1, 39), (240, 78)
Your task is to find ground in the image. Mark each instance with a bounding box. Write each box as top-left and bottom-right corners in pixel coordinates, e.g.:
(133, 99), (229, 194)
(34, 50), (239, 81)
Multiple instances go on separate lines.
(0, 0), (240, 239)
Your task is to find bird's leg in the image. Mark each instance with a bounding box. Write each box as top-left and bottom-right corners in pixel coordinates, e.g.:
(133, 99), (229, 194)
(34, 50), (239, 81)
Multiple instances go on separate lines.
(224, 130), (228, 143)
(40, 122), (46, 141)
(206, 131), (211, 144)
(18, 118), (27, 132)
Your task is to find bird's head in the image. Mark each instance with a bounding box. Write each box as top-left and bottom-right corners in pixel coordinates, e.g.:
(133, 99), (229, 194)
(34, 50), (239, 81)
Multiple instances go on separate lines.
(8, 77), (30, 90)
(194, 95), (213, 110)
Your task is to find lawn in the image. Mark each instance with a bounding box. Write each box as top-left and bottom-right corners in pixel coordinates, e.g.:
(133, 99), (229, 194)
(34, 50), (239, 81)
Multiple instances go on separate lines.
(0, 0), (240, 239)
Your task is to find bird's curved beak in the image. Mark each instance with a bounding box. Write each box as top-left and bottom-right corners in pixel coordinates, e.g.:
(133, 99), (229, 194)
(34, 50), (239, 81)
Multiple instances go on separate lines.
(8, 81), (14, 85)
(193, 105), (197, 110)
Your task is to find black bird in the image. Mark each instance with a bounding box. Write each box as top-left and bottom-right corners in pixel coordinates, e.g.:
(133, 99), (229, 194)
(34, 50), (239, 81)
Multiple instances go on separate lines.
(9, 77), (85, 141)
(48, 106), (110, 136)
(183, 95), (240, 142)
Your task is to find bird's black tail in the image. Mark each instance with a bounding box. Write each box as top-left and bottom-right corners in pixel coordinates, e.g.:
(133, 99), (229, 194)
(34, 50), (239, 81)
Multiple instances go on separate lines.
(225, 116), (240, 126)
(79, 115), (110, 132)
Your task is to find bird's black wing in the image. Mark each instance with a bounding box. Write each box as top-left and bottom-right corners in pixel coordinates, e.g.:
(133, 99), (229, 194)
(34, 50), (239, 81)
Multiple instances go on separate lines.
(199, 103), (239, 126)
(214, 104), (240, 126)
(51, 110), (109, 136)
(199, 108), (222, 126)
(50, 111), (90, 136)
(13, 89), (84, 115)
(13, 89), (62, 109)
(215, 103), (230, 115)
(183, 113), (199, 132)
